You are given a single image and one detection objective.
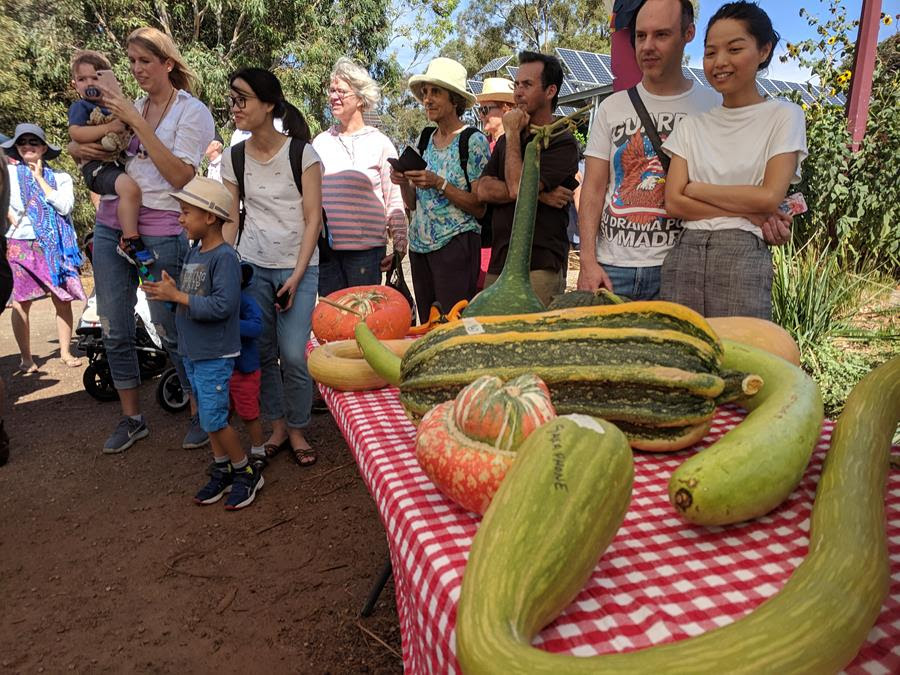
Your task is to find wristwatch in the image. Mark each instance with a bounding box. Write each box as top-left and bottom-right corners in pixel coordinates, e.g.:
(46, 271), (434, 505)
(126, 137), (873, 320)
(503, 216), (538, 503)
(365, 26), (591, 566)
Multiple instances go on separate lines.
(437, 176), (448, 195)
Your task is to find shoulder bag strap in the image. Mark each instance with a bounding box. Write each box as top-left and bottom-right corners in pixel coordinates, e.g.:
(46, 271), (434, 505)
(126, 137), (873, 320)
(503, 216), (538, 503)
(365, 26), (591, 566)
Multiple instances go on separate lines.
(627, 86), (671, 173)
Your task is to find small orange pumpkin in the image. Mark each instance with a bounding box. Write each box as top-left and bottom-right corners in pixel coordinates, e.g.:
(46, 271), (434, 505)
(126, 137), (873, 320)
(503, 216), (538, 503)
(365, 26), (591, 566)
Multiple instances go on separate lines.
(312, 285), (412, 343)
(706, 316), (801, 367)
(415, 374), (556, 514)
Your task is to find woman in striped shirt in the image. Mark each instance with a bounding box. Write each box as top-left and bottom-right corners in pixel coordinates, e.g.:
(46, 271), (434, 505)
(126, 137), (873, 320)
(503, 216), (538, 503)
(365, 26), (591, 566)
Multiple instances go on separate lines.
(312, 58), (407, 296)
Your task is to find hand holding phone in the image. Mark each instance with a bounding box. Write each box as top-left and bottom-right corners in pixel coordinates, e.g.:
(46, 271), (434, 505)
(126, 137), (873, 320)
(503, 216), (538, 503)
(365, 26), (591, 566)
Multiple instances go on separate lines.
(275, 289), (291, 310)
(779, 192), (808, 216)
(388, 146), (428, 173)
(96, 69), (124, 99)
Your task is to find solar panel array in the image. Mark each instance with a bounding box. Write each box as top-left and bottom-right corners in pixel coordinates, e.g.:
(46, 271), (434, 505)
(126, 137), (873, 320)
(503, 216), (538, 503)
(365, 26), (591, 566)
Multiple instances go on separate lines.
(475, 55), (513, 77)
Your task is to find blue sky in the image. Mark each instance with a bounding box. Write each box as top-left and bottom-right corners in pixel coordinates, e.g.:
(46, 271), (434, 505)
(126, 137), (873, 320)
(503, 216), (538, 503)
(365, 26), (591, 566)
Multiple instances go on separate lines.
(396, 0), (899, 83)
(685, 1), (899, 80)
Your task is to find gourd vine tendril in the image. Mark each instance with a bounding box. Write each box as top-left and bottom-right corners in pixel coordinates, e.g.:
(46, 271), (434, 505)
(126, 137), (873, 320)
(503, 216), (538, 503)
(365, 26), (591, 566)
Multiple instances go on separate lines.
(528, 105), (592, 151)
(318, 296), (365, 318)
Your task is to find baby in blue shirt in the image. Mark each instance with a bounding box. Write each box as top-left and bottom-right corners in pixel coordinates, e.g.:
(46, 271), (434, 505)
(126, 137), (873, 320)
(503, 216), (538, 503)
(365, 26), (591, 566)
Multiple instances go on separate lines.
(144, 176), (264, 511)
(68, 50), (152, 268)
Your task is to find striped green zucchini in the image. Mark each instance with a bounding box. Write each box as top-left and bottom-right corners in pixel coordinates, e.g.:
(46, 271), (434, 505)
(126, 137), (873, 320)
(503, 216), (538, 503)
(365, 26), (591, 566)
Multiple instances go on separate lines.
(456, 356), (900, 674)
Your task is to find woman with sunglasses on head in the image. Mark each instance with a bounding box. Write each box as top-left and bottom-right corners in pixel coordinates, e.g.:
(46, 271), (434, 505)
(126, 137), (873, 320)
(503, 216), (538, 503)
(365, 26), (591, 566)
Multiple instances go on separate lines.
(68, 27), (215, 454)
(220, 67), (322, 469)
(661, 1), (806, 319)
(3, 124), (85, 373)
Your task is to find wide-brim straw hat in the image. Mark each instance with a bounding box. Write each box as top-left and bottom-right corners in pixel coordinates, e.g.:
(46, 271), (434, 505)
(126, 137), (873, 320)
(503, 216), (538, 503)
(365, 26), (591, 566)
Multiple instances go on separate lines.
(409, 57), (476, 107)
(1, 123), (61, 160)
(169, 176), (233, 221)
(475, 77), (515, 104)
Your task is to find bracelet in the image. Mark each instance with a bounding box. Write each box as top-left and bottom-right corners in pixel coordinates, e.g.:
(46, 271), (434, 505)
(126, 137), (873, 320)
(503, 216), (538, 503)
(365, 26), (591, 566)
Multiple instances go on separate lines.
(438, 176), (448, 194)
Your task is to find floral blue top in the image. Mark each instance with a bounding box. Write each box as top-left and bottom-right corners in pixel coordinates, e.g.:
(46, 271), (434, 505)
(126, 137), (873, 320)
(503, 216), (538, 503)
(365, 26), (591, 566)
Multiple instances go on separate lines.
(408, 128), (491, 254)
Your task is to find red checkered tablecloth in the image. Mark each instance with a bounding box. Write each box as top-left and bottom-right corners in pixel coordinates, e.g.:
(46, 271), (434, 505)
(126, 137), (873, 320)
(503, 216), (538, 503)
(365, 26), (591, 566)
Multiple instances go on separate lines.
(318, 382), (900, 674)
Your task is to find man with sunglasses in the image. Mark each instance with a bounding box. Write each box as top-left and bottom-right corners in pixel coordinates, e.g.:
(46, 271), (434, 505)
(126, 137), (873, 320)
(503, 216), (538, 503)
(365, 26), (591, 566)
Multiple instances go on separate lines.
(475, 78), (515, 152)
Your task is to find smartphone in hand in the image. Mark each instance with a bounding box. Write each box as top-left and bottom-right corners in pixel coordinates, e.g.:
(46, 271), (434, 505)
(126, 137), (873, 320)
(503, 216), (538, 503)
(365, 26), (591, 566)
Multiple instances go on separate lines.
(275, 291), (291, 310)
(561, 175), (580, 190)
(95, 69), (124, 99)
(779, 192), (808, 216)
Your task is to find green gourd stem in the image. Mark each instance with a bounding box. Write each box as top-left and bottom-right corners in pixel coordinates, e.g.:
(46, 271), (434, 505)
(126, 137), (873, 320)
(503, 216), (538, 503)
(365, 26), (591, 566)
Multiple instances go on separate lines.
(463, 106), (591, 318)
(457, 356), (900, 674)
(355, 322), (401, 387)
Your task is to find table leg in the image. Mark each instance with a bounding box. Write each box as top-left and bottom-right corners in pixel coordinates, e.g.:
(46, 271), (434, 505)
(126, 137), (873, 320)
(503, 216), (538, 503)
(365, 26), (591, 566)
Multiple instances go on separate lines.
(360, 557), (393, 617)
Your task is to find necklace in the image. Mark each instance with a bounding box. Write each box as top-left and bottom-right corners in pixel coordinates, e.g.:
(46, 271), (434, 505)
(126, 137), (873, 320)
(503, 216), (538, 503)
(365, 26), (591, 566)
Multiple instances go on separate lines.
(136, 87), (177, 159)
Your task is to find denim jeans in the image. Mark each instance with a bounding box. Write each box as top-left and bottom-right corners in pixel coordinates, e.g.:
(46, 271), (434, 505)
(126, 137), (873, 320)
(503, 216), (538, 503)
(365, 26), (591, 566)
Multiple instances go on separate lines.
(601, 264), (661, 301)
(317, 246), (386, 297)
(92, 224), (190, 390)
(183, 356), (234, 433)
(244, 263), (318, 428)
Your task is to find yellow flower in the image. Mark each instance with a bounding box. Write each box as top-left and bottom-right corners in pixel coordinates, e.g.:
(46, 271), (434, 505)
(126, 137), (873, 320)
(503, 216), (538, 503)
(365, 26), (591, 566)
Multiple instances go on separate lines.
(883, 15), (893, 26)
(801, 103), (808, 111)
(830, 88), (836, 96)
(827, 36), (837, 45)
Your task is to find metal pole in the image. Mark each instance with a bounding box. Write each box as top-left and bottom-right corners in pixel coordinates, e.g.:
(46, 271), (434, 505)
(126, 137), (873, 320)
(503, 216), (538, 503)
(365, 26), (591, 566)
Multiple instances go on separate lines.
(846, 0), (882, 151)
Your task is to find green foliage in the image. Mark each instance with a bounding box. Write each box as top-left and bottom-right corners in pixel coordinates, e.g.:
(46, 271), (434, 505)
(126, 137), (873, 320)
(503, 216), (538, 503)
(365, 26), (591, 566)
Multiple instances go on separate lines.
(771, 238), (898, 417)
(783, 0), (900, 272)
(0, 0), (409, 236)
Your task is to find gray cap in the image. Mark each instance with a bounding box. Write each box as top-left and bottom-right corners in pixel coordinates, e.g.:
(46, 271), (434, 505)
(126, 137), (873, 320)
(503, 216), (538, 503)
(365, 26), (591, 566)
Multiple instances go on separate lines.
(1, 123), (61, 160)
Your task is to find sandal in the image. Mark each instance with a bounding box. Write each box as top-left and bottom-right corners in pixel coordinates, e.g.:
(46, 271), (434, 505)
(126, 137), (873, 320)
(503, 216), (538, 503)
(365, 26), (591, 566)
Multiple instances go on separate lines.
(61, 356), (82, 368)
(18, 361), (39, 374)
(263, 439), (290, 459)
(288, 446), (317, 468)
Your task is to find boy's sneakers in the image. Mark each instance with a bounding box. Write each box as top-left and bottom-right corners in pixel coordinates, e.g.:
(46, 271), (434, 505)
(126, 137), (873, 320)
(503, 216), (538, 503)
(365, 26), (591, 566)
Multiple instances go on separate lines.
(225, 464), (264, 511)
(116, 237), (156, 269)
(103, 416), (149, 454)
(194, 463), (233, 505)
(182, 414), (210, 449)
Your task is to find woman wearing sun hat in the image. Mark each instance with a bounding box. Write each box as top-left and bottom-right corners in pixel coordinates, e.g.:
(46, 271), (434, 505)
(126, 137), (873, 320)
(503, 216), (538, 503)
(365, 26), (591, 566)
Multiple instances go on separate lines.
(3, 123), (85, 372)
(475, 77), (515, 152)
(389, 57), (490, 323)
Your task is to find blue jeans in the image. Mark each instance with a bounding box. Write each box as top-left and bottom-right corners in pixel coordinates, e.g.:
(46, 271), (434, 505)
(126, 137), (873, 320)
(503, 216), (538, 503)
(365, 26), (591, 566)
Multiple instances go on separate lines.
(244, 263), (318, 428)
(602, 264), (661, 301)
(92, 224), (190, 390)
(317, 246), (386, 297)
(183, 357), (234, 433)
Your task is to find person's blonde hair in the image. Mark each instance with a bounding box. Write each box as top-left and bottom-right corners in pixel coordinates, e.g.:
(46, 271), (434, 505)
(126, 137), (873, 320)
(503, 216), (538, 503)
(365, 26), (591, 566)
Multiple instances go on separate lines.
(126, 27), (197, 94)
(330, 57), (381, 111)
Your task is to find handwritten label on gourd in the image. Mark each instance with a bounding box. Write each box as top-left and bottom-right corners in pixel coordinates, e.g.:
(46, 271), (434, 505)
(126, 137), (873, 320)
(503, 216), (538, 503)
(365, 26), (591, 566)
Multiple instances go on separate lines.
(462, 318), (485, 335)
(550, 424), (568, 492)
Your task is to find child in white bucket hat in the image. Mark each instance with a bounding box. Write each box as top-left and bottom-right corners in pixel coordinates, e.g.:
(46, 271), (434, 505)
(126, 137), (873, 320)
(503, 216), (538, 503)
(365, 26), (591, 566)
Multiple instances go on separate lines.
(144, 176), (264, 510)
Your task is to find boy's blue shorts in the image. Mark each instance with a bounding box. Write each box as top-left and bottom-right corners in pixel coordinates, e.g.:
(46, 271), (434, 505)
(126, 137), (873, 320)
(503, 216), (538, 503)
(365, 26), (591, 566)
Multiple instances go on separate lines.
(182, 357), (235, 433)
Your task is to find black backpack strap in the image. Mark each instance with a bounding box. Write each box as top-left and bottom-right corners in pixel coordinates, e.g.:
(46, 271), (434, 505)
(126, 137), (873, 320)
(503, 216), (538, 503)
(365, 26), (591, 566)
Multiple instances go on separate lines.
(288, 136), (305, 195)
(417, 126), (437, 157)
(627, 86), (670, 173)
(231, 141), (247, 245)
(458, 126), (481, 192)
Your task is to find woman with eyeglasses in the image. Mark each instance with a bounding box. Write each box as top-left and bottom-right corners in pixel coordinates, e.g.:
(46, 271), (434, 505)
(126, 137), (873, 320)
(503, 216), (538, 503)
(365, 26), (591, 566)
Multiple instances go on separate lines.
(68, 27), (215, 455)
(0, 146), (11, 464)
(3, 124), (85, 373)
(311, 57), (407, 297)
(220, 67), (323, 469)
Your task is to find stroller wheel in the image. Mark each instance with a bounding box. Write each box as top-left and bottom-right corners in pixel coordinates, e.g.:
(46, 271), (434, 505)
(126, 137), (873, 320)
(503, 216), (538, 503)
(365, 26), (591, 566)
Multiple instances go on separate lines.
(156, 367), (189, 413)
(83, 362), (118, 402)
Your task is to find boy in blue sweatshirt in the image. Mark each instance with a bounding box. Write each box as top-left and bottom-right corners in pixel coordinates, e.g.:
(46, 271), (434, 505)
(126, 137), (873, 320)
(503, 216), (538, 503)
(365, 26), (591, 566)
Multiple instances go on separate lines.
(231, 263), (265, 460)
(144, 176), (263, 510)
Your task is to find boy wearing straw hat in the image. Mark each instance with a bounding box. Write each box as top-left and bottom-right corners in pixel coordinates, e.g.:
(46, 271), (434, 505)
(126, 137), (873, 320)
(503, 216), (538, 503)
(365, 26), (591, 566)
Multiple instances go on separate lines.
(143, 176), (264, 510)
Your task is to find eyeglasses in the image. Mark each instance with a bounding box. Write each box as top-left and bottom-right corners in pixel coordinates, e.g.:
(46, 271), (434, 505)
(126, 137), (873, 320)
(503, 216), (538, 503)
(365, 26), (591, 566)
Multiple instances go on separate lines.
(477, 104), (502, 116)
(15, 137), (44, 147)
(327, 87), (356, 100)
(227, 93), (256, 110)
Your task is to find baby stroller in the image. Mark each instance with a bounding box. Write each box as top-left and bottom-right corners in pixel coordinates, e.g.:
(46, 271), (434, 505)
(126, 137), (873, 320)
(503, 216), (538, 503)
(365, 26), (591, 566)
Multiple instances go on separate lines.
(76, 233), (189, 412)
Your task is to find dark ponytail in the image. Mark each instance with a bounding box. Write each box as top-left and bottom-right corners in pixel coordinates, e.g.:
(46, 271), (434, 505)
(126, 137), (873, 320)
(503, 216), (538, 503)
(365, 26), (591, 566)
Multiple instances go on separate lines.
(705, 1), (780, 70)
(229, 67), (311, 143)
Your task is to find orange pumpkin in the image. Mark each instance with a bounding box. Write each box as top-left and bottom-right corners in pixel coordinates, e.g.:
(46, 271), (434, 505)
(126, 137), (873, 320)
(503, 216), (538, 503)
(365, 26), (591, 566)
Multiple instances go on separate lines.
(312, 285), (412, 343)
(706, 316), (801, 367)
(415, 374), (556, 514)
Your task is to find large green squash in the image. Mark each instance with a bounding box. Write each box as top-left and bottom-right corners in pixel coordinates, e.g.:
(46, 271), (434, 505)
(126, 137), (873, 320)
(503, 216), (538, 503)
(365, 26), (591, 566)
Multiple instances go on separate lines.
(455, 356), (900, 674)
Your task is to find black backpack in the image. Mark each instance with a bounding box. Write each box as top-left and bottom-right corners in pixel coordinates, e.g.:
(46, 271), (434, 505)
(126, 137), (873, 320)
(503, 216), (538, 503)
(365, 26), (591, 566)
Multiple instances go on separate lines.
(230, 137), (332, 259)
(416, 126), (493, 247)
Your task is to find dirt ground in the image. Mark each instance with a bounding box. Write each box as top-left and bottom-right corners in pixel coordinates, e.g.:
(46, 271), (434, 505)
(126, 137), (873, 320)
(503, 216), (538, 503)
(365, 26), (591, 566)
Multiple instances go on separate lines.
(0, 290), (403, 673)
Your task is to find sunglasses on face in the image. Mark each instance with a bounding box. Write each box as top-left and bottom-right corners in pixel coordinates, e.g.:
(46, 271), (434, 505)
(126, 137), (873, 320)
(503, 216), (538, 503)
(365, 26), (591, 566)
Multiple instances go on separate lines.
(478, 104), (502, 116)
(15, 137), (45, 147)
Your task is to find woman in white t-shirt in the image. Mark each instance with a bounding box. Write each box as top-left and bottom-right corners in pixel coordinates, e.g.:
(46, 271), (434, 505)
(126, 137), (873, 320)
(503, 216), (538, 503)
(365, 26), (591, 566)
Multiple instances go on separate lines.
(221, 68), (323, 468)
(661, 2), (807, 319)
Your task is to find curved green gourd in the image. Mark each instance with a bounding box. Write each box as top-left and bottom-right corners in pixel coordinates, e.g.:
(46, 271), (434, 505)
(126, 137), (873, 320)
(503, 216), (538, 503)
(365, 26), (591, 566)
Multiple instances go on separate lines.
(456, 356), (900, 674)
